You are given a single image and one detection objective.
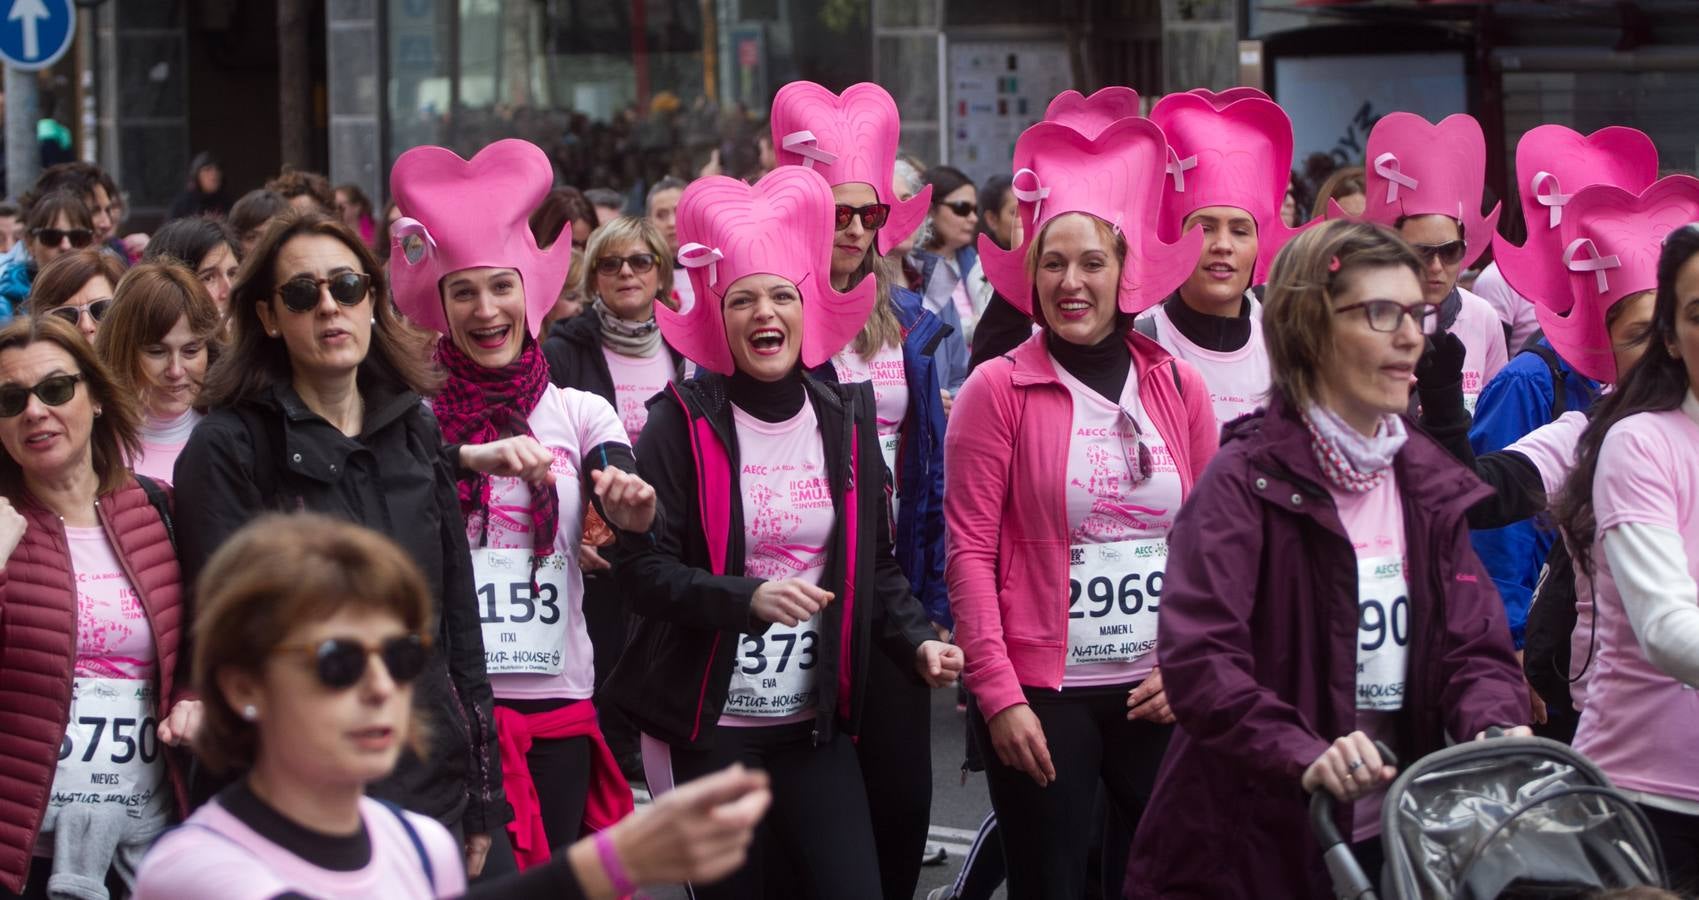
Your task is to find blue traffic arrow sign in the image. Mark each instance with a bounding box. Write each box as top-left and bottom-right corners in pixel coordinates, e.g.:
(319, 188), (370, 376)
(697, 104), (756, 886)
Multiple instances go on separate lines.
(0, 0), (74, 71)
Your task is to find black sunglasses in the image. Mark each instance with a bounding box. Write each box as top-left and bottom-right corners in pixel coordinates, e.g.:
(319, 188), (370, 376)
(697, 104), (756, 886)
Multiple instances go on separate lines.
(47, 299), (112, 327)
(1411, 240), (1466, 266)
(594, 253), (658, 277)
(32, 227), (95, 249)
(835, 203), (891, 231)
(940, 200), (978, 218)
(273, 634), (432, 690)
(277, 272), (372, 313)
(0, 373), (82, 418)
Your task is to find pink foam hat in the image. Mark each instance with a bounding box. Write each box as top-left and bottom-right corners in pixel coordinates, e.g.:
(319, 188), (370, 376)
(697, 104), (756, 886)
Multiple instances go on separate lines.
(1491, 125), (1658, 312)
(770, 81), (932, 257)
(1149, 91), (1308, 285)
(1356, 113), (1502, 270)
(1539, 175), (1699, 383)
(386, 139), (568, 339)
(1187, 86), (1273, 107)
(1043, 86), (1142, 139)
(659, 168), (875, 377)
(975, 116), (1204, 319)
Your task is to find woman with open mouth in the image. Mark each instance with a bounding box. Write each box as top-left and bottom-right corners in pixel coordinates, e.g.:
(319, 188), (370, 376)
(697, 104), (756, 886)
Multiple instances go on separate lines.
(603, 165), (961, 900)
(950, 114), (1219, 900)
(389, 138), (660, 872)
(768, 79), (954, 900)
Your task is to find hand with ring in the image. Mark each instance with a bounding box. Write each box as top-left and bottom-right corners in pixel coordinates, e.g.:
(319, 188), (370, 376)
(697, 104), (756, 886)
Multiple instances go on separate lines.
(1300, 731), (1397, 803)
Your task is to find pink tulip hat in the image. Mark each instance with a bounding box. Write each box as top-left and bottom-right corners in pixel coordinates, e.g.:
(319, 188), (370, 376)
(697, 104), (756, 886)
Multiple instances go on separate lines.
(1539, 175), (1699, 383)
(1149, 90), (1308, 285)
(1492, 124), (1658, 312)
(770, 81), (933, 256)
(975, 116), (1204, 319)
(1356, 112), (1502, 270)
(1043, 86), (1142, 139)
(387, 139), (569, 339)
(659, 167), (875, 377)
(1188, 86), (1273, 108)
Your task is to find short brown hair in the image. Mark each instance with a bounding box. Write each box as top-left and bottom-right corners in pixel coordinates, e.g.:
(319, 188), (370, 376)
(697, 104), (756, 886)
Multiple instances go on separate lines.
(582, 215), (674, 306)
(200, 210), (442, 408)
(530, 186), (599, 250)
(95, 262), (225, 414)
(1262, 219), (1423, 411)
(265, 168), (335, 213)
(28, 248), (126, 316)
(1310, 166), (1365, 220)
(191, 513), (434, 775)
(0, 315), (141, 500)
(25, 190), (93, 252)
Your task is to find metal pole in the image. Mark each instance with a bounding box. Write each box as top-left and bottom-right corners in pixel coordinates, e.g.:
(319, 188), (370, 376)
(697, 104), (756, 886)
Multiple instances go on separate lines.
(5, 67), (40, 200)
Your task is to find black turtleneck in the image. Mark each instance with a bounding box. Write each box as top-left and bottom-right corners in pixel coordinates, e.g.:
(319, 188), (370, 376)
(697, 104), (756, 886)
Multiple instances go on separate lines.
(220, 779), (371, 872)
(1047, 320), (1132, 402)
(727, 367), (807, 423)
(1164, 292), (1252, 352)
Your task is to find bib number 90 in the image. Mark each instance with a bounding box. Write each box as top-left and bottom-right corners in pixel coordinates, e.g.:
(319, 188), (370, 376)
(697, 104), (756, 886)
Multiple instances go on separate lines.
(1358, 595), (1409, 651)
(1069, 570), (1163, 619)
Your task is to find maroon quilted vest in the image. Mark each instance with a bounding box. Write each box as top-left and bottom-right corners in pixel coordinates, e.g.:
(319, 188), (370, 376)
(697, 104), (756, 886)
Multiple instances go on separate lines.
(0, 479), (187, 892)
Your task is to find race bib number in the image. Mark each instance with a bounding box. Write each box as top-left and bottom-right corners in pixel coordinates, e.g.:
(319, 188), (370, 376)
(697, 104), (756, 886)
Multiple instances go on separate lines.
(49, 678), (166, 813)
(879, 433), (900, 481)
(724, 620), (820, 718)
(1066, 538), (1165, 666)
(1356, 555), (1410, 711)
(1463, 392), (1481, 415)
(473, 548), (569, 676)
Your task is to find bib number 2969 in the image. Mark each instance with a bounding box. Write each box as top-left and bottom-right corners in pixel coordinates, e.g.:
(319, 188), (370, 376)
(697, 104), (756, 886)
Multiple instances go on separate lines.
(1068, 571), (1162, 619)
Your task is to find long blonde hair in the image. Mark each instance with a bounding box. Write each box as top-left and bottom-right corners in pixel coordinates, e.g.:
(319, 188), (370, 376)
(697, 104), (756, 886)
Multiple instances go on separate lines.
(849, 251), (904, 357)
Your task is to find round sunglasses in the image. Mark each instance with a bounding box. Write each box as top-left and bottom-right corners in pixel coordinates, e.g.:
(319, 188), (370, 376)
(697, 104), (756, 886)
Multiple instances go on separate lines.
(271, 634), (431, 690)
(47, 299), (112, 327)
(835, 203), (891, 231)
(276, 272), (372, 312)
(594, 253), (658, 277)
(31, 227), (95, 249)
(0, 372), (82, 418)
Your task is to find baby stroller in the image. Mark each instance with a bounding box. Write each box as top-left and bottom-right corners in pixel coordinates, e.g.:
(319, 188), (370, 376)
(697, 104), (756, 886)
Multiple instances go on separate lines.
(1312, 731), (1667, 899)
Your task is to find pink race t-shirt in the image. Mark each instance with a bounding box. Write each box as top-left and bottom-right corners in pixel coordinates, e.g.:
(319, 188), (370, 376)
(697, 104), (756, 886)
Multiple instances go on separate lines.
(1455, 288), (1510, 413)
(133, 795), (466, 900)
(1573, 405), (1699, 807)
(832, 341), (909, 481)
(720, 402), (835, 726)
(456, 385), (628, 702)
(1051, 360), (1182, 688)
(132, 409), (202, 486)
(601, 346), (674, 445)
(69, 525), (154, 681)
(1144, 298), (1269, 427)
(1327, 474), (1410, 842)
(1471, 262), (1540, 356)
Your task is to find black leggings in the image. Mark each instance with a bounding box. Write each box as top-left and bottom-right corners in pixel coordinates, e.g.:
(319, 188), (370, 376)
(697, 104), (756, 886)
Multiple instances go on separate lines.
(642, 721), (882, 900)
(853, 644), (933, 900)
(494, 697), (593, 852)
(969, 681), (1172, 900)
(1641, 803), (1699, 891)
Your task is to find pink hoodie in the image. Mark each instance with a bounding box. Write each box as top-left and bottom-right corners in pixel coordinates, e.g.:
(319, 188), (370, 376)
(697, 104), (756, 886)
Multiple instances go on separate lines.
(945, 330), (1219, 719)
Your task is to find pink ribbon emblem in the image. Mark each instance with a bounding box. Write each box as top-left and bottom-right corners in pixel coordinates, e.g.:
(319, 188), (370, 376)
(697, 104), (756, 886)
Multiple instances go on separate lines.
(677, 243), (724, 288)
(1165, 147), (1198, 193)
(1011, 167), (1051, 225)
(1373, 152), (1419, 204)
(1531, 171), (1571, 229)
(1563, 237), (1621, 295)
(780, 130), (839, 169)
(389, 217), (437, 265)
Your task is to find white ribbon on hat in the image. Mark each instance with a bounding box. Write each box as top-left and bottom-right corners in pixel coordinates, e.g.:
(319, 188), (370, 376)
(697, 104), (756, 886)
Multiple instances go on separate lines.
(781, 130), (840, 169)
(1166, 147), (1198, 193)
(1010, 167), (1051, 226)
(1373, 152), (1419, 204)
(1531, 171), (1572, 230)
(389, 217), (437, 265)
(1563, 237), (1621, 295)
(677, 243), (724, 288)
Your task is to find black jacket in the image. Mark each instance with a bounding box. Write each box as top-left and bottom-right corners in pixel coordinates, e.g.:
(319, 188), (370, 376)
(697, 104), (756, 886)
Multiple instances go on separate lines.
(603, 372), (935, 749)
(541, 311), (686, 406)
(174, 381), (508, 833)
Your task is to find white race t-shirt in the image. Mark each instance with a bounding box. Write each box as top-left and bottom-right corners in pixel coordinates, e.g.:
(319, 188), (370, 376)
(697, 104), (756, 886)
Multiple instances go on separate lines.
(1455, 287), (1511, 413)
(1142, 294), (1268, 427)
(1470, 261), (1539, 355)
(721, 402), (835, 725)
(831, 341), (909, 480)
(134, 409), (203, 486)
(602, 345), (674, 445)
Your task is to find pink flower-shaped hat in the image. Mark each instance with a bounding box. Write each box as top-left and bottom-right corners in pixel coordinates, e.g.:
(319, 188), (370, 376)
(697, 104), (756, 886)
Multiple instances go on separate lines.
(1149, 91), (1308, 285)
(659, 167), (875, 377)
(1540, 175), (1699, 383)
(1043, 87), (1142, 140)
(1188, 86), (1272, 107)
(975, 116), (1204, 318)
(387, 139), (569, 338)
(1492, 125), (1658, 312)
(1355, 113), (1502, 269)
(770, 81), (933, 257)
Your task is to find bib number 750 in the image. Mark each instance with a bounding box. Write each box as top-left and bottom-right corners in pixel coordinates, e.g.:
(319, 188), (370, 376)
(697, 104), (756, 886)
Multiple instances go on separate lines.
(59, 714), (160, 766)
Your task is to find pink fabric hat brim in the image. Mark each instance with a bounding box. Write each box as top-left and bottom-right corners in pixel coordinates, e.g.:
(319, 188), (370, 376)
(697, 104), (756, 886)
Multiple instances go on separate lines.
(1540, 175), (1699, 383)
(1359, 113), (1502, 270)
(657, 168), (875, 377)
(388, 139), (568, 339)
(1149, 91), (1310, 285)
(1492, 125), (1659, 312)
(1043, 87), (1143, 140)
(770, 81), (933, 258)
(976, 116), (1204, 319)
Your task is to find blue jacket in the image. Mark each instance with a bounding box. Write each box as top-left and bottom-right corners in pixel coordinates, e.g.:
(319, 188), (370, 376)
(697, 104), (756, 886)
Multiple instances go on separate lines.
(910, 246), (974, 394)
(0, 258), (33, 320)
(1467, 339), (1598, 647)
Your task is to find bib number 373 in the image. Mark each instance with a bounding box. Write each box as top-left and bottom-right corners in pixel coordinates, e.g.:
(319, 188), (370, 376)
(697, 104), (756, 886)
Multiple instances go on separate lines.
(1066, 538), (1166, 666)
(473, 548), (570, 676)
(1356, 555), (1410, 711)
(724, 619), (820, 718)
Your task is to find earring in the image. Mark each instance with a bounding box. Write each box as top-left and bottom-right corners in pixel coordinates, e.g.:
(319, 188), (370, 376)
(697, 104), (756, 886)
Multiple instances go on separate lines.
(269, 330), (279, 337)
(93, 408), (102, 417)
(241, 705), (259, 721)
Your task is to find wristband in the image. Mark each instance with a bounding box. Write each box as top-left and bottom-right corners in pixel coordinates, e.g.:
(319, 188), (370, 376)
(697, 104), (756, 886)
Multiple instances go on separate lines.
(594, 830), (638, 897)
